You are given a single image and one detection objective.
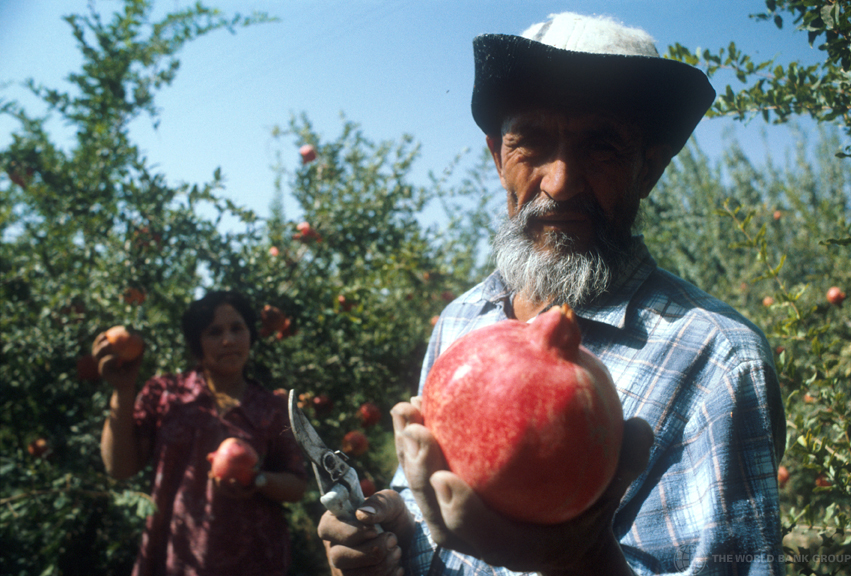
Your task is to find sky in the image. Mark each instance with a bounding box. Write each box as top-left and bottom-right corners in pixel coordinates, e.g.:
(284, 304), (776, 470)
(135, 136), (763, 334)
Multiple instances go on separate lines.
(0, 0), (824, 225)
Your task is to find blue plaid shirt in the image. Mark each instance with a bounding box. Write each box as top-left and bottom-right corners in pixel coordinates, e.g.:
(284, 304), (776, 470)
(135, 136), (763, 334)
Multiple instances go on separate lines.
(391, 238), (785, 575)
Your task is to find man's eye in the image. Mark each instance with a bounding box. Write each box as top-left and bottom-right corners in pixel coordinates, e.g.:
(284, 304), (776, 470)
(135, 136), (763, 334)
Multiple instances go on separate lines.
(206, 327), (222, 337)
(587, 139), (621, 158)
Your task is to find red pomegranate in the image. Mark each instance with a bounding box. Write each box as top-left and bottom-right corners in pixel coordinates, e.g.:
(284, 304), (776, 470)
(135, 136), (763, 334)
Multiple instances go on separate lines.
(826, 286), (846, 307)
(105, 326), (144, 362)
(358, 402), (381, 428)
(207, 438), (259, 487)
(341, 430), (369, 457)
(422, 304), (623, 524)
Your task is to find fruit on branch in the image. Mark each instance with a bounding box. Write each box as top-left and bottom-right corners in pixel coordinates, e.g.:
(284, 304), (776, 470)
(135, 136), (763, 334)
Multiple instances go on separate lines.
(826, 286), (845, 306)
(358, 402), (381, 428)
(299, 144), (317, 164)
(341, 430), (369, 457)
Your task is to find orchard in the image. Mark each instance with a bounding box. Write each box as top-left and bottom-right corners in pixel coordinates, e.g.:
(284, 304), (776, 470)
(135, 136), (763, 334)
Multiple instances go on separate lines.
(1, 1), (850, 575)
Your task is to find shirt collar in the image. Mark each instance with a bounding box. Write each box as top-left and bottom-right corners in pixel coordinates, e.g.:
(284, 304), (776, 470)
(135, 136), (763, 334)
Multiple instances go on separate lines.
(189, 367), (268, 429)
(478, 236), (657, 330)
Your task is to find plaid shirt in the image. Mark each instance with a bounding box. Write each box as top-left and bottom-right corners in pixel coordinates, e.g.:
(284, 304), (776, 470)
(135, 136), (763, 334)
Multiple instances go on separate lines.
(391, 238), (785, 575)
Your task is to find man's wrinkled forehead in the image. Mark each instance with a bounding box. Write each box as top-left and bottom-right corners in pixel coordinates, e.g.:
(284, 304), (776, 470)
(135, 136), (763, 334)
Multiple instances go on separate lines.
(499, 108), (643, 142)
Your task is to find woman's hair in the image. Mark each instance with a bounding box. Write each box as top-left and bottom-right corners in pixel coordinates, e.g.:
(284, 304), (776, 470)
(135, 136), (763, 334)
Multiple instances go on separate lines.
(181, 290), (258, 360)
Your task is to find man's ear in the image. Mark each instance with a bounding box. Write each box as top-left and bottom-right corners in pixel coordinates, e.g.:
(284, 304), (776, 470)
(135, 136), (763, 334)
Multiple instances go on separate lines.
(638, 143), (673, 199)
(486, 134), (503, 174)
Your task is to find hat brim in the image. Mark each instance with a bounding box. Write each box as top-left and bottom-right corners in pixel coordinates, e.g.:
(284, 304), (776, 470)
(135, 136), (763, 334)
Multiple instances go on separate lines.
(471, 34), (716, 154)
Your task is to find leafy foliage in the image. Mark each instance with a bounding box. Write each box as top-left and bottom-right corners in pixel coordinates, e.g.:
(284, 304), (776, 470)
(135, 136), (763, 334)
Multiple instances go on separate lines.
(0, 2), (495, 575)
(667, 0), (851, 157)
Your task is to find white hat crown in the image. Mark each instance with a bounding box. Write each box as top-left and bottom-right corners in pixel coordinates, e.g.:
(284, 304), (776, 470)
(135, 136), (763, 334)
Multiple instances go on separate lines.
(521, 12), (659, 58)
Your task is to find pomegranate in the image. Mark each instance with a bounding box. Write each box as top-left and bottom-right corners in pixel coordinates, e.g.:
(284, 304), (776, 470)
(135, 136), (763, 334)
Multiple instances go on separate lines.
(826, 286), (845, 306)
(28, 438), (50, 458)
(105, 326), (144, 362)
(207, 437), (259, 487)
(777, 465), (790, 488)
(122, 287), (147, 305)
(360, 478), (377, 497)
(299, 144), (317, 164)
(358, 402), (381, 428)
(815, 473), (832, 488)
(341, 430), (369, 457)
(260, 305), (289, 338)
(422, 304), (623, 525)
(312, 394), (334, 416)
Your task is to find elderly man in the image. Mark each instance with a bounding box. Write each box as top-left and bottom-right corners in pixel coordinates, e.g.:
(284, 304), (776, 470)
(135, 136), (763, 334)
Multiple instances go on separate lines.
(319, 12), (785, 576)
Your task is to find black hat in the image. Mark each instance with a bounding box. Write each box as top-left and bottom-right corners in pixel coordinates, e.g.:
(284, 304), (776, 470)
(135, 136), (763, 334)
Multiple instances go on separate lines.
(471, 13), (716, 154)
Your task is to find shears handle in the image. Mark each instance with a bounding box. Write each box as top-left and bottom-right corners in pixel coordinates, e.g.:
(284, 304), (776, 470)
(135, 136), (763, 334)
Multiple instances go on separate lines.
(317, 465), (383, 533)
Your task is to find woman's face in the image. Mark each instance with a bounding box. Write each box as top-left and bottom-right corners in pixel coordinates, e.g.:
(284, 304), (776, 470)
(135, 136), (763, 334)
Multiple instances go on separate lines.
(199, 303), (251, 378)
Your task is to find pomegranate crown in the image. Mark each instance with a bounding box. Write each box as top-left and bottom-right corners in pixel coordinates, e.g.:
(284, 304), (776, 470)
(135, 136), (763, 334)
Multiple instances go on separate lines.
(531, 303), (582, 355)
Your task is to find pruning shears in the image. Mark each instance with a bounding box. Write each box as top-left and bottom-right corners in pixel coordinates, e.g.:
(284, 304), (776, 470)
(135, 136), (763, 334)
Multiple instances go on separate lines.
(288, 389), (380, 529)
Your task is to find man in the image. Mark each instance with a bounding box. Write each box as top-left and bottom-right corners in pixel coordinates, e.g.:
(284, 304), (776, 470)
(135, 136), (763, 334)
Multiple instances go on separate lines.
(319, 12), (785, 576)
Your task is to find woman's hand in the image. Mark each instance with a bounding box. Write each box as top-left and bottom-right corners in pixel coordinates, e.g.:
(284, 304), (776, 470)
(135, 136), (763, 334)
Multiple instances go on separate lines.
(391, 398), (654, 576)
(213, 470), (308, 503)
(212, 476), (258, 499)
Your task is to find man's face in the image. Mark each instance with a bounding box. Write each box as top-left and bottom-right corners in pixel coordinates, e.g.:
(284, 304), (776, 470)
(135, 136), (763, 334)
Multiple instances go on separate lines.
(487, 108), (670, 306)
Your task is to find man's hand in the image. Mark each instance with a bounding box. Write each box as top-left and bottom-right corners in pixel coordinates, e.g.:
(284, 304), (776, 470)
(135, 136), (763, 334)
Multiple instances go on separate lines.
(391, 398), (654, 576)
(318, 489), (413, 576)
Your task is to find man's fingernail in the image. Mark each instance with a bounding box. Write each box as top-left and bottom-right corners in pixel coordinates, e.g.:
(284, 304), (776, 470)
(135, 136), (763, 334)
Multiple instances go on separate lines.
(385, 533), (398, 549)
(358, 505), (376, 515)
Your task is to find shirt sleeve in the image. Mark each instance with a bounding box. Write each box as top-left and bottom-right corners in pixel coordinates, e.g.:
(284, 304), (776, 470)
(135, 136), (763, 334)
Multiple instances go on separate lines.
(133, 374), (173, 451)
(619, 359), (785, 575)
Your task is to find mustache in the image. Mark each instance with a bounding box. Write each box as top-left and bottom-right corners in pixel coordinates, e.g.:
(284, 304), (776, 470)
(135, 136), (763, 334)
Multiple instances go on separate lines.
(514, 195), (606, 227)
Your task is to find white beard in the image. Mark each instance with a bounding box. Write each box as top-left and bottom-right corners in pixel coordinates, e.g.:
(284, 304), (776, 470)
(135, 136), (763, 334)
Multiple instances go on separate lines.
(493, 198), (635, 308)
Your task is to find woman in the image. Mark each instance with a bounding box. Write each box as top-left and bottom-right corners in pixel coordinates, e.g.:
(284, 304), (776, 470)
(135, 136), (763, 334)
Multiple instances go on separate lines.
(97, 290), (308, 576)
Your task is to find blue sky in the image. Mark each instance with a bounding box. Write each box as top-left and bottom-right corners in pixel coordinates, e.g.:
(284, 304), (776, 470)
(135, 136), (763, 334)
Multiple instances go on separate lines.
(0, 0), (822, 224)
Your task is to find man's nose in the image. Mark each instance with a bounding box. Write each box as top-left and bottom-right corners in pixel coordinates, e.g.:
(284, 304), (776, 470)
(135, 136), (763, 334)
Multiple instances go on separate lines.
(540, 147), (583, 201)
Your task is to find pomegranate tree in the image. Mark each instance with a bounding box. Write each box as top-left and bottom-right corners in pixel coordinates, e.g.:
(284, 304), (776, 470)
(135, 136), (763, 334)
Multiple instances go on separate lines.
(207, 437), (259, 487)
(422, 304), (623, 524)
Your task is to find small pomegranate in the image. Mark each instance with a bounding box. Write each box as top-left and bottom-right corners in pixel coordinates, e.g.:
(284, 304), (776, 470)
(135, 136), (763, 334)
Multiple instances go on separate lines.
(360, 478), (376, 497)
(293, 221), (322, 243)
(207, 438), (259, 487)
(122, 287), (147, 305)
(777, 465), (790, 488)
(341, 430), (369, 457)
(422, 304), (623, 525)
(762, 296), (775, 307)
(312, 394), (334, 416)
(105, 326), (144, 362)
(260, 305), (289, 338)
(358, 402), (381, 428)
(28, 438), (50, 458)
(826, 286), (846, 307)
(815, 473), (832, 488)
(299, 144), (317, 164)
